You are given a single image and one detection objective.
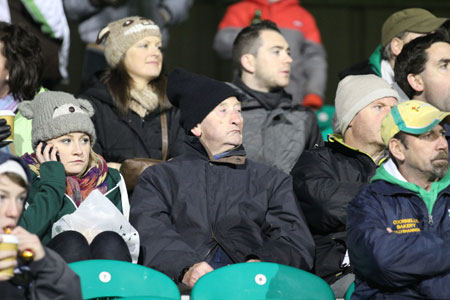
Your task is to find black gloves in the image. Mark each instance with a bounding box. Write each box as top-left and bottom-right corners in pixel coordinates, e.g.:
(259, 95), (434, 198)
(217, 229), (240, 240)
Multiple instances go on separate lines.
(0, 118), (12, 148)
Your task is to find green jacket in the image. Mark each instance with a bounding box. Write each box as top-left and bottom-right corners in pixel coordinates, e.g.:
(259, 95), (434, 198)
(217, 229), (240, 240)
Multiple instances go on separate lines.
(19, 161), (127, 245)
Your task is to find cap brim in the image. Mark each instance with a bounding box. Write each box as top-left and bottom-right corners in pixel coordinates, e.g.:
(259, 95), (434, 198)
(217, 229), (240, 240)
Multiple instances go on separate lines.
(408, 17), (447, 33)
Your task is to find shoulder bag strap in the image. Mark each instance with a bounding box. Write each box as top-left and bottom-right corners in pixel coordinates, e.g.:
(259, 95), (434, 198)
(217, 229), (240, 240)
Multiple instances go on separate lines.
(160, 110), (168, 161)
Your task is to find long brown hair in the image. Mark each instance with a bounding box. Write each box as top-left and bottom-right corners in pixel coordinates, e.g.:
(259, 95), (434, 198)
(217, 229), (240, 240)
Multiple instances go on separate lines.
(0, 22), (43, 100)
(101, 58), (168, 116)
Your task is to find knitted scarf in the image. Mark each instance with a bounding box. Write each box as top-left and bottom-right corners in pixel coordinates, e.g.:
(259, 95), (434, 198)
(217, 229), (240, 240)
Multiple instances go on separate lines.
(22, 149), (109, 207)
(129, 86), (159, 118)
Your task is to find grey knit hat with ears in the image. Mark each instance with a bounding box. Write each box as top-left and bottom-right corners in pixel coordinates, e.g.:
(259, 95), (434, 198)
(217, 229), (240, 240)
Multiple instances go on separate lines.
(18, 91), (96, 149)
(97, 16), (161, 68)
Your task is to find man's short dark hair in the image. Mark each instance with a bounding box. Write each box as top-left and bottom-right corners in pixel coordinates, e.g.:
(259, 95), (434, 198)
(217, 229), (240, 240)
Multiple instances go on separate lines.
(231, 20), (281, 75)
(394, 29), (450, 99)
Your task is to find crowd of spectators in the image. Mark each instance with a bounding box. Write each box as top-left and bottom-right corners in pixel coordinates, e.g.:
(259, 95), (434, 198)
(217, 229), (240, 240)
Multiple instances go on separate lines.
(0, 1), (449, 299)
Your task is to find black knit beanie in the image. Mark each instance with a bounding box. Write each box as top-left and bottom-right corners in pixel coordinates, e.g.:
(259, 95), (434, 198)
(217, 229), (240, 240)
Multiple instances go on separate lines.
(167, 68), (242, 132)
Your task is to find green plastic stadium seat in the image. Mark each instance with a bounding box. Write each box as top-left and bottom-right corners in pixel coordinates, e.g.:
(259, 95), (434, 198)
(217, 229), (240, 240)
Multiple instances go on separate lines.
(190, 262), (335, 300)
(69, 259), (180, 300)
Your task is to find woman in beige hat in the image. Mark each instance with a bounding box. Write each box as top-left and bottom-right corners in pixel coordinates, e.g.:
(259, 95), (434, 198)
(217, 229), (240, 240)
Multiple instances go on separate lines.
(79, 16), (184, 191)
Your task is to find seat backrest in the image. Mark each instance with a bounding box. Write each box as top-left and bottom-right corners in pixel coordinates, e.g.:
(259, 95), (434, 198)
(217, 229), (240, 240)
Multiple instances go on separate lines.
(190, 262), (335, 300)
(69, 259), (180, 300)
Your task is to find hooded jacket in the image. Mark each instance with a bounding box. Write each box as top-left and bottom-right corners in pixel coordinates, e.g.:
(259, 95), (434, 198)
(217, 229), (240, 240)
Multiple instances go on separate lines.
(130, 136), (315, 282)
(347, 160), (450, 299)
(290, 134), (382, 284)
(78, 75), (185, 163)
(230, 78), (323, 174)
(214, 0), (327, 107)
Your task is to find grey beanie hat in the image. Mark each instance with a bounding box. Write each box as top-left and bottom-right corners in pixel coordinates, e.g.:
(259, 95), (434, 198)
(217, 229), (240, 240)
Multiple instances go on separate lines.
(18, 91), (96, 149)
(334, 75), (400, 135)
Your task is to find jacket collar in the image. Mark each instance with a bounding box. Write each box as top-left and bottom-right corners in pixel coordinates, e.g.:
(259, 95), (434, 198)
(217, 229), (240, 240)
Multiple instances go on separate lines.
(327, 134), (388, 165)
(231, 77), (292, 110)
(184, 135), (246, 165)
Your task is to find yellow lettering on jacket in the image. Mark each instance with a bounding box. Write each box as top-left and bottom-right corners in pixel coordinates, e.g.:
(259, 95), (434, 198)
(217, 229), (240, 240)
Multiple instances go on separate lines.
(392, 218), (420, 234)
(393, 228), (421, 234)
(392, 218), (419, 225)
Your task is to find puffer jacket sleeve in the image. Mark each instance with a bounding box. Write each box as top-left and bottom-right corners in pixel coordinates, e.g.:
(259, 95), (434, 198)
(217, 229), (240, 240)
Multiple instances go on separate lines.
(347, 185), (450, 289)
(29, 247), (83, 299)
(130, 166), (202, 282)
(251, 173), (315, 271)
(291, 149), (365, 234)
(213, 27), (240, 60)
(305, 110), (324, 150)
(299, 33), (327, 98)
(19, 162), (67, 239)
(213, 3), (252, 59)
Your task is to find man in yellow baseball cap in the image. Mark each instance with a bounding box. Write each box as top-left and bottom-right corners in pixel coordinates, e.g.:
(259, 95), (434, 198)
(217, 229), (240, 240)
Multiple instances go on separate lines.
(346, 100), (450, 299)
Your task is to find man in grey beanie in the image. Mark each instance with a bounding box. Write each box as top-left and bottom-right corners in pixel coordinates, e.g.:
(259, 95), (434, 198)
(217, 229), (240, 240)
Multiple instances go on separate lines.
(290, 74), (399, 297)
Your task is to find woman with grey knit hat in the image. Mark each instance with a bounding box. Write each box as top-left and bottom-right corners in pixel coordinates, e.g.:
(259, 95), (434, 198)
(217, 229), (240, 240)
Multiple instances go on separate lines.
(79, 16), (185, 190)
(16, 91), (133, 264)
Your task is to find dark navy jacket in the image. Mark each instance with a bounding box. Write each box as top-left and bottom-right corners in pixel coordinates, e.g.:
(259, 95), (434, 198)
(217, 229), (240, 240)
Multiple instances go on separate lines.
(347, 177), (450, 299)
(130, 137), (315, 282)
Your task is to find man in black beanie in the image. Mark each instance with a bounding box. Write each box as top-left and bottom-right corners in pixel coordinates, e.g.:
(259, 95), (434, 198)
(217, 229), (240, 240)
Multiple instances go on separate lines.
(130, 68), (315, 289)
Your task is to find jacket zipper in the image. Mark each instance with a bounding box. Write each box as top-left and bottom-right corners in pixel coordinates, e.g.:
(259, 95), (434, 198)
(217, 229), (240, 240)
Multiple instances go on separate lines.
(204, 162), (236, 263)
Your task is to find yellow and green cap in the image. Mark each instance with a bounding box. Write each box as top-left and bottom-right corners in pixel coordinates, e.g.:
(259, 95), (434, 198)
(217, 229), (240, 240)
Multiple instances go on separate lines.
(381, 100), (450, 145)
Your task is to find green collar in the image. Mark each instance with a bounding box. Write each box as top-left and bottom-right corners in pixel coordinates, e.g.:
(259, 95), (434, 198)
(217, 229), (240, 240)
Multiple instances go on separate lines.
(372, 161), (450, 214)
(368, 45), (382, 77)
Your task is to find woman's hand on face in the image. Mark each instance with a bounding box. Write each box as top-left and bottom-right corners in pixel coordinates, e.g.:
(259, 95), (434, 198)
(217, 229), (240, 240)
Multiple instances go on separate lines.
(36, 142), (59, 164)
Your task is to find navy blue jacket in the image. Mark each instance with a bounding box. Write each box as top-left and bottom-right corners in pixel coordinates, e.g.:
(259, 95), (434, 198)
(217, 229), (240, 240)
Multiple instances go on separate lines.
(347, 176), (450, 299)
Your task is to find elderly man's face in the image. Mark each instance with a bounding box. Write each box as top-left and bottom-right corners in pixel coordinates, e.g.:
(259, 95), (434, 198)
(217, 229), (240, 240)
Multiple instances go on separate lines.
(398, 124), (449, 181)
(418, 42), (450, 111)
(191, 97), (243, 155)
